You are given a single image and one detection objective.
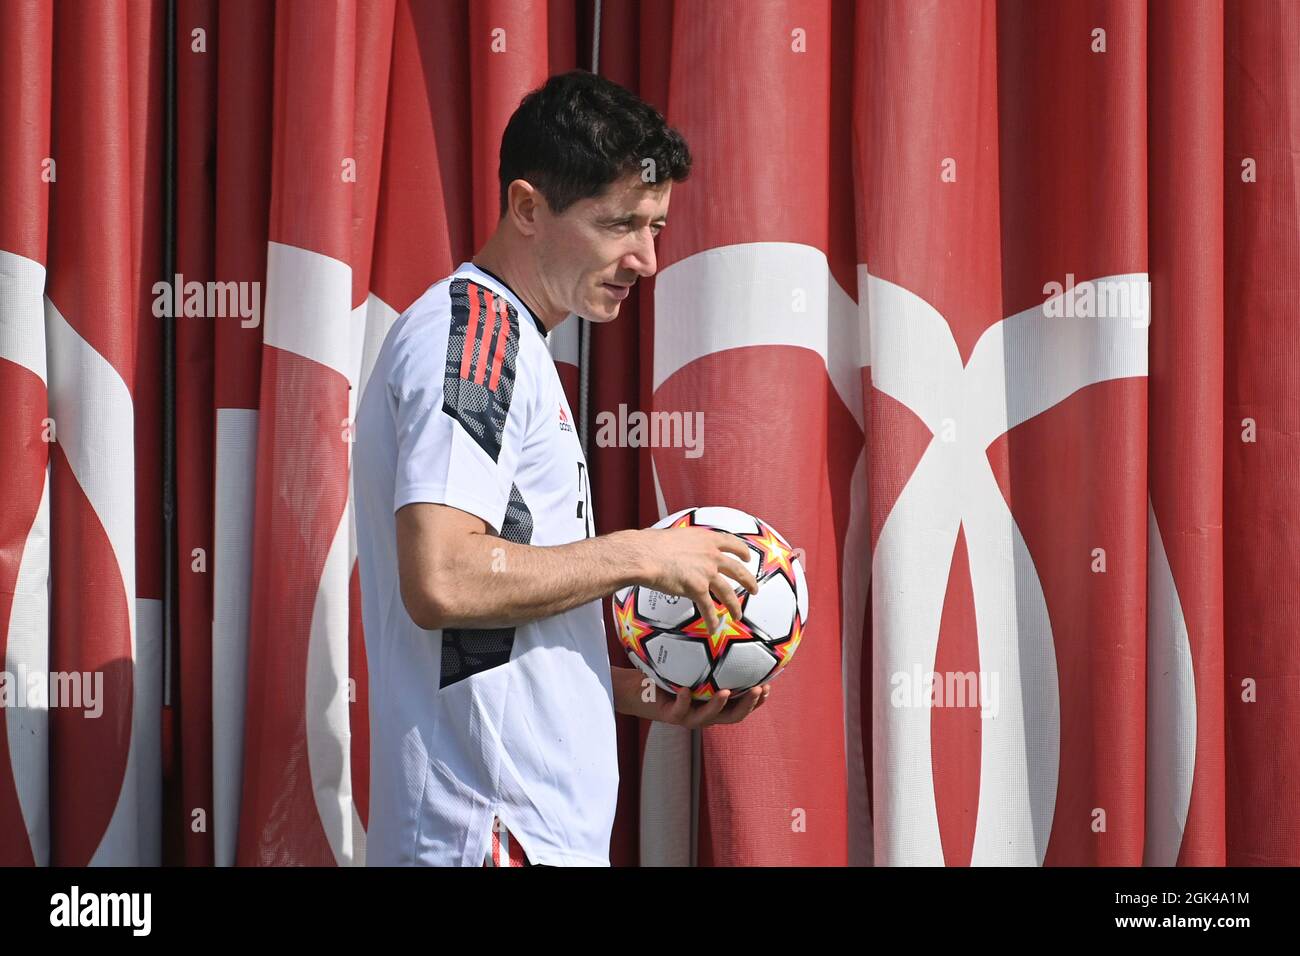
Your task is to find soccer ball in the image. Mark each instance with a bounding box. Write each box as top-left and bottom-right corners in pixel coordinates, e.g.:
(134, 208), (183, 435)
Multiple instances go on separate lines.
(610, 506), (808, 702)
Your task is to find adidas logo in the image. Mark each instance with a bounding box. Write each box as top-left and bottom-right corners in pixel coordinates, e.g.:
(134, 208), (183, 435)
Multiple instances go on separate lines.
(559, 405), (573, 432)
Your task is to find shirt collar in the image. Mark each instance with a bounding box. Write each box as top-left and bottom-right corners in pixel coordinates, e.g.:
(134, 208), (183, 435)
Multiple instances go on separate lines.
(461, 261), (550, 338)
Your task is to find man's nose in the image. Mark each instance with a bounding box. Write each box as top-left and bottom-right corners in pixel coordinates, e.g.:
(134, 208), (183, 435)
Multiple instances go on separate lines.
(625, 227), (657, 278)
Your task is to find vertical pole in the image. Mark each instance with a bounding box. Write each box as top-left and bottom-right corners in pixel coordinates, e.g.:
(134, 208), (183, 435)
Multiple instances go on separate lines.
(161, 0), (177, 707)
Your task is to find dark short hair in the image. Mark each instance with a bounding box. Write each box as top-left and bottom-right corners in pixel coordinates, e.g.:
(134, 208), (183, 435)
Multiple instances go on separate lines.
(498, 70), (692, 218)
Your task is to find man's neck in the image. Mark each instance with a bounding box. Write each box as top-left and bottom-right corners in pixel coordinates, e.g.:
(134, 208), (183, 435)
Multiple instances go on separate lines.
(472, 237), (567, 333)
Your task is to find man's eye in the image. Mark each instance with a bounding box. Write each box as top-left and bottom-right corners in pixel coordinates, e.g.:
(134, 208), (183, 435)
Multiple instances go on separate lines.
(609, 221), (662, 236)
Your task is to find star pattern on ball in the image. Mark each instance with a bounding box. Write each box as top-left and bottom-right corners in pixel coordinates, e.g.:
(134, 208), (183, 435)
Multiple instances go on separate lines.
(690, 679), (716, 702)
(682, 598), (756, 661)
(612, 590), (655, 664)
(741, 520), (796, 584)
(773, 612), (804, 667)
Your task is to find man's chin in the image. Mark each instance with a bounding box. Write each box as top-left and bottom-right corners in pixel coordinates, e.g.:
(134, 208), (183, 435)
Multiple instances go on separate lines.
(579, 304), (621, 322)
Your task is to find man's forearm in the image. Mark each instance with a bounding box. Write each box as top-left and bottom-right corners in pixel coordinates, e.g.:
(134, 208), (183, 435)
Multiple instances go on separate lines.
(424, 529), (647, 630)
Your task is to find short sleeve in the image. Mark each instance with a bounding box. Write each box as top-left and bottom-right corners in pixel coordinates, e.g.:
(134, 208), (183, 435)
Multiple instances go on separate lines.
(390, 278), (534, 533)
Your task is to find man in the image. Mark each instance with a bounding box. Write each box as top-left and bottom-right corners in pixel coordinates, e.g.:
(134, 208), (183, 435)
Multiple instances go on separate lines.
(354, 70), (768, 868)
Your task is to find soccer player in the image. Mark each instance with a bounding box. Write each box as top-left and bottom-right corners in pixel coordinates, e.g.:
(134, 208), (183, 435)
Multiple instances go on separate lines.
(353, 71), (770, 867)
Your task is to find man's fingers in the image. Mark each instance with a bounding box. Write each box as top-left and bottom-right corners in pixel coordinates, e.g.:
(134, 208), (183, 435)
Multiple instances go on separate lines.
(670, 684), (693, 718)
(710, 577), (745, 625)
(715, 686), (763, 724)
(719, 556), (760, 596)
(712, 685), (769, 724)
(686, 689), (730, 728)
(664, 683), (770, 728)
(693, 591), (720, 635)
(713, 532), (751, 564)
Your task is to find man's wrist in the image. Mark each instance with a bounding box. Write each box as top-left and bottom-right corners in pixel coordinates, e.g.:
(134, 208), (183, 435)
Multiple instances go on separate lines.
(603, 528), (651, 590)
(610, 664), (654, 719)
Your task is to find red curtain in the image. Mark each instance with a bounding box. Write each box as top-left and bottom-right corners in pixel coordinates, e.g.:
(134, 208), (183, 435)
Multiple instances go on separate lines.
(0, 0), (1296, 867)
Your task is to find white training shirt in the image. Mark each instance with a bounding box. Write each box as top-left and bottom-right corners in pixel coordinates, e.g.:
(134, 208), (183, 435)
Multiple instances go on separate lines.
(354, 261), (617, 866)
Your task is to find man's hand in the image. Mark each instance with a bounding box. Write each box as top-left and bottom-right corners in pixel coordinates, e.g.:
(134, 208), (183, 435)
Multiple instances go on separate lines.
(633, 526), (760, 634)
(611, 666), (770, 726)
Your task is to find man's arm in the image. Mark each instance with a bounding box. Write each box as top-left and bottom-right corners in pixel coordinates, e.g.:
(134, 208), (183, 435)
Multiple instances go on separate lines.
(397, 501), (759, 635)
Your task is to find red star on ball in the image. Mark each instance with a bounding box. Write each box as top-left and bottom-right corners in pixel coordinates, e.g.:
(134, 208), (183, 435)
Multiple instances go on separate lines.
(740, 520), (797, 585)
(612, 590), (655, 664)
(682, 598), (756, 661)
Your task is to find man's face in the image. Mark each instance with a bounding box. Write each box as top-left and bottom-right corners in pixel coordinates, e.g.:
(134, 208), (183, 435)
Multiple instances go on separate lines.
(533, 173), (672, 323)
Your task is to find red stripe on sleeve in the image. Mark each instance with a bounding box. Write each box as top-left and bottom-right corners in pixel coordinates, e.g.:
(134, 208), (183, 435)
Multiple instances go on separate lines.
(460, 281), (482, 379)
(474, 290), (498, 385)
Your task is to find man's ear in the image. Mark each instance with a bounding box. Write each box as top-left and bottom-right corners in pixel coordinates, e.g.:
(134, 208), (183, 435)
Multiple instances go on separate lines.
(506, 179), (543, 236)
